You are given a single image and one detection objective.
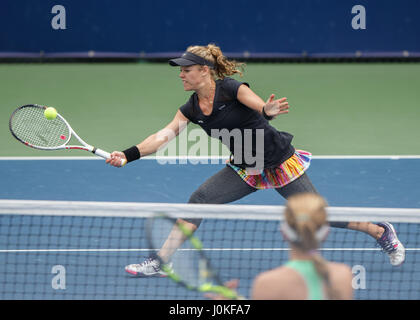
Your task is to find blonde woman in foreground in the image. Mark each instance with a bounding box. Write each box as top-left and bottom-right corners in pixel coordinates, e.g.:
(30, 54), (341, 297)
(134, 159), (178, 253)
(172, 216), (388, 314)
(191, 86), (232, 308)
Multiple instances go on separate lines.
(210, 193), (353, 300)
(252, 193), (353, 300)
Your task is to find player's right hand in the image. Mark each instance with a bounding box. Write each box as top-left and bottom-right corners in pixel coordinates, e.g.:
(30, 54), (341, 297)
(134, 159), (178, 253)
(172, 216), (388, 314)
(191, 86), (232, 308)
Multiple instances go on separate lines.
(106, 151), (127, 167)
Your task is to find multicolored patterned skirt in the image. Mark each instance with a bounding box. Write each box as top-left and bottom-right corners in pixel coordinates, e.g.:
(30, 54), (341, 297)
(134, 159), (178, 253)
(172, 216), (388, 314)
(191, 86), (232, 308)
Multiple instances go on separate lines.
(227, 150), (312, 189)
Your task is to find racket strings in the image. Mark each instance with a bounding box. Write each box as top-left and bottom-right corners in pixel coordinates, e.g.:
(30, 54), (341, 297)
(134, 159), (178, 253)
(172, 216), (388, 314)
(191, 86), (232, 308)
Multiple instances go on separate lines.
(10, 106), (70, 148)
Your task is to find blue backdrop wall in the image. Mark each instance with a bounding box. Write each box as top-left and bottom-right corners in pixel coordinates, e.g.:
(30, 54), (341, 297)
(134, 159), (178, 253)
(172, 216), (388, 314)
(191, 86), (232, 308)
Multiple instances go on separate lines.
(0, 0), (419, 56)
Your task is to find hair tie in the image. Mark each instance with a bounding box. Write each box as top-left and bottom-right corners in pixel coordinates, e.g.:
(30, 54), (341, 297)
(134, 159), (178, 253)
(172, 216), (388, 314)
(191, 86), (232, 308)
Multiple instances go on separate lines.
(296, 213), (310, 222)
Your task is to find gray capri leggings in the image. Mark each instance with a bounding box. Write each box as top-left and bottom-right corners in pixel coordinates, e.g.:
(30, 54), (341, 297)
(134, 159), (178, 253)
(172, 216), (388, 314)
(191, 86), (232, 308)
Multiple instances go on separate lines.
(186, 166), (348, 229)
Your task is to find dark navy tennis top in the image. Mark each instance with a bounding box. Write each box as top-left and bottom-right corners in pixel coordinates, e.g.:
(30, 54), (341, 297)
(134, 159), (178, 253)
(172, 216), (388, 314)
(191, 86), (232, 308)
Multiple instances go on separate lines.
(179, 77), (295, 169)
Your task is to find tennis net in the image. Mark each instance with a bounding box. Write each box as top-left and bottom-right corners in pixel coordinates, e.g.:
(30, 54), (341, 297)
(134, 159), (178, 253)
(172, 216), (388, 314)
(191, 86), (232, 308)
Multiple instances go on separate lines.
(0, 199), (419, 300)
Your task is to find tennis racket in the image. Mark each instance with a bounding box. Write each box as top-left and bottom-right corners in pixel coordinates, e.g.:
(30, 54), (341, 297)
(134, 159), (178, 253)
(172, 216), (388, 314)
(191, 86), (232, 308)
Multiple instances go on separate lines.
(146, 213), (244, 300)
(9, 104), (126, 166)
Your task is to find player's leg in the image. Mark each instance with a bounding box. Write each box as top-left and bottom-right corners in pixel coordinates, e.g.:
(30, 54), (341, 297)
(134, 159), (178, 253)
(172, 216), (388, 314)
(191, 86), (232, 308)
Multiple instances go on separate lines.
(125, 166), (257, 276)
(275, 173), (377, 232)
(274, 172), (318, 199)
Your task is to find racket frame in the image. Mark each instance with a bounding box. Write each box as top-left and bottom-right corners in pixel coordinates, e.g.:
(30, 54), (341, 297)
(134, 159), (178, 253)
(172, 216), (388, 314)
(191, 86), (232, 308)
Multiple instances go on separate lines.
(146, 213), (244, 300)
(9, 104), (119, 162)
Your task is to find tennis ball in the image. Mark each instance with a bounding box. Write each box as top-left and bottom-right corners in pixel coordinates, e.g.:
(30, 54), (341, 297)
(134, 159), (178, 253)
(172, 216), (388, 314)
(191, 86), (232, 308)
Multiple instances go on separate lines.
(44, 107), (57, 120)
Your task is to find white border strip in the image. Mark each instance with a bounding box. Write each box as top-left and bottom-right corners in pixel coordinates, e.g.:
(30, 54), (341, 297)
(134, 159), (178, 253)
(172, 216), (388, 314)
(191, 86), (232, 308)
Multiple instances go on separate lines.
(1, 155), (420, 160)
(1, 199), (420, 223)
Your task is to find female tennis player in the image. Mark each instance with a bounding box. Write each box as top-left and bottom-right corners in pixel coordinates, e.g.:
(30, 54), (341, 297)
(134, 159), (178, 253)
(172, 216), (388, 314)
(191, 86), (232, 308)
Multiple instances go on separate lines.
(106, 44), (405, 276)
(209, 193), (354, 300)
(252, 193), (353, 299)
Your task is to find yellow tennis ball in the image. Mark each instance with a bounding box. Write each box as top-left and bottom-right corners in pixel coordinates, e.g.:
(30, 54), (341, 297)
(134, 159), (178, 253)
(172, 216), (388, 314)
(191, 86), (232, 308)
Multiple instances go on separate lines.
(44, 107), (57, 120)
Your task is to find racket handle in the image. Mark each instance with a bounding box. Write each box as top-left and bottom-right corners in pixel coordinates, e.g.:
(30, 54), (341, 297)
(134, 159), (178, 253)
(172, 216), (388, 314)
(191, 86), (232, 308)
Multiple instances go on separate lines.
(93, 148), (110, 159)
(94, 148), (127, 167)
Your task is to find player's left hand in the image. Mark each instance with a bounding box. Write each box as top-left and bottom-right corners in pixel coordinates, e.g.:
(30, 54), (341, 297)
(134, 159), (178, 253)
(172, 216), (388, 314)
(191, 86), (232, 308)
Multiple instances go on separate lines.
(263, 94), (290, 118)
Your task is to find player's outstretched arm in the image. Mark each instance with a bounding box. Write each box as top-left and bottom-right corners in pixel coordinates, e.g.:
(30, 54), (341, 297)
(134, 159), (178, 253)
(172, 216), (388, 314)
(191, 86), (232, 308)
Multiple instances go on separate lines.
(106, 110), (189, 167)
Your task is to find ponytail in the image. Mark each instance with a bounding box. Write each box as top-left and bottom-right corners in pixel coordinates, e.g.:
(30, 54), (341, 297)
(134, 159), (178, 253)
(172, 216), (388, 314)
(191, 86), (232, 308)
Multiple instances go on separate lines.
(285, 193), (339, 300)
(187, 44), (245, 79)
(310, 253), (340, 300)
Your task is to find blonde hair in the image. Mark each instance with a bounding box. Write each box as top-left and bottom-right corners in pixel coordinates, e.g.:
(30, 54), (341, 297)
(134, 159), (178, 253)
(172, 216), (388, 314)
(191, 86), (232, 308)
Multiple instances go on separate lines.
(186, 44), (245, 79)
(285, 193), (340, 300)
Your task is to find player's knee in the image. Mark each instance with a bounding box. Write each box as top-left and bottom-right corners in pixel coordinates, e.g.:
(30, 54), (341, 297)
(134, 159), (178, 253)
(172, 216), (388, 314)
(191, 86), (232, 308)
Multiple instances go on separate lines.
(180, 217), (202, 229)
(179, 217), (202, 228)
(184, 189), (209, 228)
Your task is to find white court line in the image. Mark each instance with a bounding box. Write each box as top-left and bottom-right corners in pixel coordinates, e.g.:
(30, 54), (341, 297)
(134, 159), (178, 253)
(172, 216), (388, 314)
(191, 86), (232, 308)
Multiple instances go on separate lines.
(0, 248), (418, 253)
(1, 155), (420, 160)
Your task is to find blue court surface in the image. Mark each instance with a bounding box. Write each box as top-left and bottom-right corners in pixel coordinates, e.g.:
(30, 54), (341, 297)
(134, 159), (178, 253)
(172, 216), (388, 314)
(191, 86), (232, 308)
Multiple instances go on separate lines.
(0, 157), (419, 300)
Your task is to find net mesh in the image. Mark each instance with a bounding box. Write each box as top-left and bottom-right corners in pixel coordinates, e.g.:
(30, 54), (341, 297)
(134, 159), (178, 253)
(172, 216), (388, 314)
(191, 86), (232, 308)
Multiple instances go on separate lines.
(9, 106), (70, 148)
(0, 200), (419, 300)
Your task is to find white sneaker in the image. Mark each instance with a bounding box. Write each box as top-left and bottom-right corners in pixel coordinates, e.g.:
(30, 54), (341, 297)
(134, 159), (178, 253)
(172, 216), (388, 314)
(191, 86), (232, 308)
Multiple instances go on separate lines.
(125, 257), (172, 277)
(376, 222), (406, 266)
